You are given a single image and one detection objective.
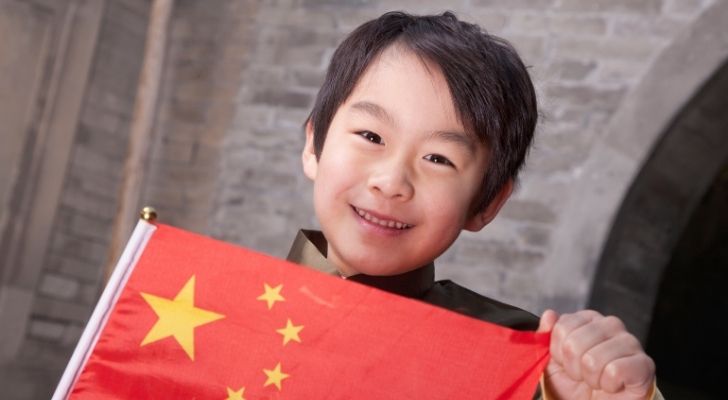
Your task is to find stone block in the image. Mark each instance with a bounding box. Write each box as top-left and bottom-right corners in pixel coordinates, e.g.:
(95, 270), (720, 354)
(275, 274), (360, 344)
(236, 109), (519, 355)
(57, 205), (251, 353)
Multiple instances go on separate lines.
(552, 16), (607, 35)
(157, 136), (195, 164)
(664, 0), (711, 16)
(456, 239), (545, 271)
(252, 88), (313, 109)
(78, 106), (124, 139)
(274, 45), (329, 67)
(106, 0), (149, 35)
(169, 98), (209, 125)
(302, 0), (372, 8)
(38, 274), (81, 301)
(66, 212), (113, 243)
(291, 67), (325, 88)
(554, 37), (658, 63)
(44, 253), (100, 283)
(546, 84), (625, 110)
(611, 16), (688, 39)
(60, 182), (118, 222)
(517, 225), (551, 248)
(474, 0), (556, 9)
(507, 35), (546, 62)
(70, 145), (124, 181)
(28, 319), (65, 342)
(500, 199), (557, 224)
(557, 0), (662, 14)
(468, 10), (508, 32)
(49, 231), (108, 264)
(594, 60), (645, 84)
(80, 282), (101, 305)
(32, 297), (91, 324)
(547, 59), (597, 80)
(61, 324), (84, 347)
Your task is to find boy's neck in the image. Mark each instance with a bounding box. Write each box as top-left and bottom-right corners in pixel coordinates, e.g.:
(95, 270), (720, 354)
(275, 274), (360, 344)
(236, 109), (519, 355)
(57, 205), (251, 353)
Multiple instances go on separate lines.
(287, 230), (435, 299)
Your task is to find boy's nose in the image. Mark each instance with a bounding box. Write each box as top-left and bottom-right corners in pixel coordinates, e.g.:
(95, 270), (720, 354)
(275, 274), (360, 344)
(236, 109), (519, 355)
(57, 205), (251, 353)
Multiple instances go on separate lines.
(367, 162), (414, 201)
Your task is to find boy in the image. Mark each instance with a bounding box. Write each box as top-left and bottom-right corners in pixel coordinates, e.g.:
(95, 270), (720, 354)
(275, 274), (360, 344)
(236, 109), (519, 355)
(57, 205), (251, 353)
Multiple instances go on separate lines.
(287, 11), (659, 399)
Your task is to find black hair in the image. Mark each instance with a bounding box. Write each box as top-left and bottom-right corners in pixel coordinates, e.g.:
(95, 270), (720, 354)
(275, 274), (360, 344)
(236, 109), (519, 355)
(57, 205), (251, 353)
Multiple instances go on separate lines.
(306, 11), (537, 214)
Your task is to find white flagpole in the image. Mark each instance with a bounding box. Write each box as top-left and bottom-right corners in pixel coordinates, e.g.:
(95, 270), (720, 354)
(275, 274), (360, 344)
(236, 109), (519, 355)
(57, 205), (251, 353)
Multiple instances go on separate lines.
(52, 219), (157, 400)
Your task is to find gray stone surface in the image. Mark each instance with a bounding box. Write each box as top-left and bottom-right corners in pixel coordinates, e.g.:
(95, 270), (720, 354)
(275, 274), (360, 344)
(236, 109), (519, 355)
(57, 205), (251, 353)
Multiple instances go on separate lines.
(1, 0), (726, 397)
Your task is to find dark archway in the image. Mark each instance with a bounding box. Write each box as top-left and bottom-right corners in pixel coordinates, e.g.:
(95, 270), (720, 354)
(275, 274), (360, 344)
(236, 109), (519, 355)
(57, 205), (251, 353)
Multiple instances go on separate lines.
(645, 164), (727, 399)
(589, 58), (728, 337)
(589, 58), (728, 399)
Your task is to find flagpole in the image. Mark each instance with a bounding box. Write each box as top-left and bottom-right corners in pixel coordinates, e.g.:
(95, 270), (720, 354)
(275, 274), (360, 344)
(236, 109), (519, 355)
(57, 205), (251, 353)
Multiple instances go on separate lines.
(52, 211), (158, 400)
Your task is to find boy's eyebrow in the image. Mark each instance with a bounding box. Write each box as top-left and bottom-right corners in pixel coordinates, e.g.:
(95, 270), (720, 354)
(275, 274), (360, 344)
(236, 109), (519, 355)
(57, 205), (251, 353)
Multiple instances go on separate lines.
(349, 101), (396, 126)
(428, 130), (477, 157)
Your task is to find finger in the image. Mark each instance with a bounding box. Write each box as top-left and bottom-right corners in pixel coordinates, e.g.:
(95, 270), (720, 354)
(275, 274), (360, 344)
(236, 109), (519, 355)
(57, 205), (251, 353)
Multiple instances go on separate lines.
(599, 353), (656, 396)
(550, 310), (602, 367)
(537, 309), (559, 333)
(561, 315), (626, 386)
(578, 330), (641, 389)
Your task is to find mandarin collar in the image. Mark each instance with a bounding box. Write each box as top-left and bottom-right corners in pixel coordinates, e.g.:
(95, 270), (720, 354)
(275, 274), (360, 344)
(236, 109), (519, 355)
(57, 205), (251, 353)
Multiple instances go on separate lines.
(286, 229), (435, 299)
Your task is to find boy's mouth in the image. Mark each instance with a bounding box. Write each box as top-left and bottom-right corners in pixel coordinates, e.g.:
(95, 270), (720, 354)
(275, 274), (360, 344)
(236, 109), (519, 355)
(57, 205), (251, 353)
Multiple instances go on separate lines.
(352, 206), (413, 230)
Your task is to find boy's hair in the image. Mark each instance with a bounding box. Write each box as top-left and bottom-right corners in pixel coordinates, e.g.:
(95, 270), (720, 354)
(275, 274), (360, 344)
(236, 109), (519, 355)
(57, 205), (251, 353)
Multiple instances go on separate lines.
(306, 11), (537, 214)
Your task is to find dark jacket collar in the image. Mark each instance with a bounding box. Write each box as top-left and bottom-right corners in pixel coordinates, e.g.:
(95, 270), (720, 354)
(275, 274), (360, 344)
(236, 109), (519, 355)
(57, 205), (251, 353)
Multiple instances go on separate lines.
(286, 230), (435, 299)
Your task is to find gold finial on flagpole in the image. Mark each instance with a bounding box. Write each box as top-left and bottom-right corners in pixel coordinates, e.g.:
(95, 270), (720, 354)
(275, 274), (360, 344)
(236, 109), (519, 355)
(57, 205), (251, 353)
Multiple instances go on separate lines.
(140, 206), (158, 222)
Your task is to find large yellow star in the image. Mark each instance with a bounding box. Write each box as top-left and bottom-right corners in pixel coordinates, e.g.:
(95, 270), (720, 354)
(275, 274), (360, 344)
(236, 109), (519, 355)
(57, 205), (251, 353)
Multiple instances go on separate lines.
(263, 362), (289, 390)
(257, 283), (285, 309)
(140, 275), (225, 360)
(276, 318), (303, 345)
(225, 386), (245, 400)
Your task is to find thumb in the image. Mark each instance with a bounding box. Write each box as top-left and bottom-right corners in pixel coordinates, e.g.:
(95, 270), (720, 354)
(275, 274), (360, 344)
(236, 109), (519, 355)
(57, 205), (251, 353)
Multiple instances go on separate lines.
(537, 309), (558, 333)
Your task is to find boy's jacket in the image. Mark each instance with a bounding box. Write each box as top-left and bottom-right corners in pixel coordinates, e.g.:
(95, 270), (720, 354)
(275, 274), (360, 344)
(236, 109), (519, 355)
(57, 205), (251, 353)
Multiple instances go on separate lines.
(287, 230), (539, 331)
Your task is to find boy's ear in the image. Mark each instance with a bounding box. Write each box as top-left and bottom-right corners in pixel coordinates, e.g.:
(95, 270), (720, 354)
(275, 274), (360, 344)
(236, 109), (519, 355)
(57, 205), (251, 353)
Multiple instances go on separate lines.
(301, 120), (318, 180)
(464, 179), (514, 232)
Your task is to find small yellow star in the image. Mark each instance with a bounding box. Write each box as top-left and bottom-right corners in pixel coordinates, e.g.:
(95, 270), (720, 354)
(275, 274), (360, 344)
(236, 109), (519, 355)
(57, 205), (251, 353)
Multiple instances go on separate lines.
(140, 275), (225, 360)
(263, 362), (289, 391)
(225, 386), (245, 400)
(276, 318), (303, 345)
(257, 283), (285, 309)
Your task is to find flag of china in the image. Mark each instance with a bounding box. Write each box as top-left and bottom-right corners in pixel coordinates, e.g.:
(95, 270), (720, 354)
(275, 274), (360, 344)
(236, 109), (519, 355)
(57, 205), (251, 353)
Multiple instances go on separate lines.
(55, 221), (550, 399)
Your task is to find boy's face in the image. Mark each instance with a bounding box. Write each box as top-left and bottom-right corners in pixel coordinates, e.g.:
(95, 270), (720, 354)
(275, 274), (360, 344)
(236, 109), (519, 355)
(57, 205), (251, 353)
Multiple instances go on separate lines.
(303, 46), (510, 277)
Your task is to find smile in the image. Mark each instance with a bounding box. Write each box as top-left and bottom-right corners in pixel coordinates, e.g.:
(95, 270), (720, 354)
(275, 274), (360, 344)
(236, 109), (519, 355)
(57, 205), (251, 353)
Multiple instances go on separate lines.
(352, 206), (413, 230)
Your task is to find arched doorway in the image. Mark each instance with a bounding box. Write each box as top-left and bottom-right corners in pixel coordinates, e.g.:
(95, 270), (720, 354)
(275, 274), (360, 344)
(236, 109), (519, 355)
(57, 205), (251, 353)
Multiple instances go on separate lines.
(589, 59), (728, 398)
(645, 164), (727, 398)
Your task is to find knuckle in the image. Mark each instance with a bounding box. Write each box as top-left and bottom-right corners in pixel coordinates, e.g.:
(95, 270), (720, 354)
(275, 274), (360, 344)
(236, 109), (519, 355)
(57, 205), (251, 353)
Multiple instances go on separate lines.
(562, 338), (579, 359)
(618, 332), (642, 352)
(581, 352), (599, 374)
(603, 315), (625, 332)
(603, 360), (624, 386)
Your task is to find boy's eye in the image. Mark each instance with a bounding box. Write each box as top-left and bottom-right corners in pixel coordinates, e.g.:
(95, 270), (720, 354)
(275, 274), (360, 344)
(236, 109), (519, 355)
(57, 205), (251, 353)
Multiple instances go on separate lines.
(357, 131), (384, 145)
(424, 154), (455, 168)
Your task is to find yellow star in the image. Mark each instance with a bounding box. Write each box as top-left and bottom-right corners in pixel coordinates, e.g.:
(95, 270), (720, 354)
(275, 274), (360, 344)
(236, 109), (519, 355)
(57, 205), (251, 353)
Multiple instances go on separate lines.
(276, 318), (303, 345)
(225, 386), (245, 400)
(257, 283), (285, 309)
(263, 362), (289, 390)
(140, 275), (225, 360)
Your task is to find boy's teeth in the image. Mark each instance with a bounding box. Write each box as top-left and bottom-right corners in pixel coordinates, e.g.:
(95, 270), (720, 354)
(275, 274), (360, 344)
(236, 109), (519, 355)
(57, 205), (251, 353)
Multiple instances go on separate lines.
(355, 208), (410, 229)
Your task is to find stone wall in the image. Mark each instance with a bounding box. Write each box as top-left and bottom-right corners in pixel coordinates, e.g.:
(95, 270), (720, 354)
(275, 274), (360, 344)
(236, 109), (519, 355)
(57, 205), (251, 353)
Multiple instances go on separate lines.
(0, 1), (149, 398)
(2, 0), (725, 398)
(142, 0), (260, 233)
(214, 0), (718, 313)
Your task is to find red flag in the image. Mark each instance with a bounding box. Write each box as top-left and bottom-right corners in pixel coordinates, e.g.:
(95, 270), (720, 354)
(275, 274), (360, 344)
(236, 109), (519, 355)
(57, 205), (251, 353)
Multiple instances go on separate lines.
(57, 222), (549, 399)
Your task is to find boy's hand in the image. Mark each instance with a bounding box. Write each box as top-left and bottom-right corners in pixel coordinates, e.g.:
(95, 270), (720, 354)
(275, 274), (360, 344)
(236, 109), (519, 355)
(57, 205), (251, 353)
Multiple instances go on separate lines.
(538, 310), (656, 400)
